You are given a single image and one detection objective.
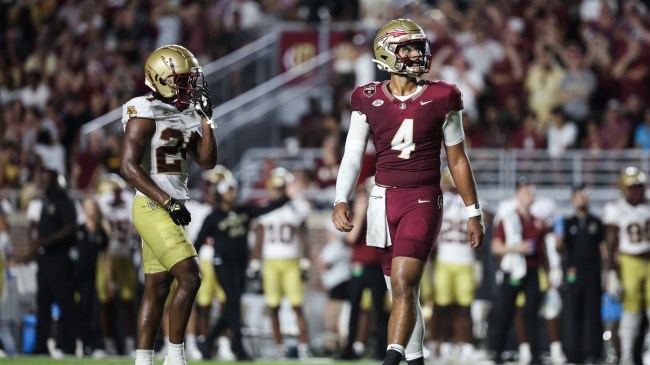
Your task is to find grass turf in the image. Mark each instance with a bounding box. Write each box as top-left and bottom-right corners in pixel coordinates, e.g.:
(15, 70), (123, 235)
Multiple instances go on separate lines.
(0, 357), (380, 365)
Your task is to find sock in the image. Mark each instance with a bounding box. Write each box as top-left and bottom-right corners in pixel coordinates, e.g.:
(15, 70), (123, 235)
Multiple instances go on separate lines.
(405, 288), (424, 361)
(125, 337), (135, 354)
(167, 342), (185, 363)
(384, 275), (393, 297)
(384, 344), (405, 365)
(619, 311), (642, 361)
(135, 349), (154, 365)
(186, 334), (197, 349)
(353, 341), (365, 355)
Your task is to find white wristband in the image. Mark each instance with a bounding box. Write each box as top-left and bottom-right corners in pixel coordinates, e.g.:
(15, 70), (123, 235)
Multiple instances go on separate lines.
(466, 202), (482, 218)
(205, 118), (216, 129)
(333, 199), (348, 208)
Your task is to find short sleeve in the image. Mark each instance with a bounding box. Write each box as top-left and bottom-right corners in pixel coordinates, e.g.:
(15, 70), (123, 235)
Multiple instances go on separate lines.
(447, 84), (464, 112)
(602, 202), (617, 226)
(121, 97), (155, 128)
(493, 220), (505, 241)
(350, 87), (364, 112)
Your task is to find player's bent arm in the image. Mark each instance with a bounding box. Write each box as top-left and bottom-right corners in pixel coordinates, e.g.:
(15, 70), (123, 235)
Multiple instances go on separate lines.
(120, 118), (171, 205)
(334, 111), (370, 206)
(186, 118), (218, 169)
(605, 224), (619, 271)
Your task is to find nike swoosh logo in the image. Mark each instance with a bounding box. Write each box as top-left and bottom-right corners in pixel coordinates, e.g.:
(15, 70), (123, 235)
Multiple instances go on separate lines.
(418, 199), (431, 203)
(420, 100), (433, 105)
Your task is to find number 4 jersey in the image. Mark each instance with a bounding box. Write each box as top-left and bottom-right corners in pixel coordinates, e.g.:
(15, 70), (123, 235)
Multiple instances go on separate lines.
(121, 95), (202, 200)
(350, 80), (464, 188)
(603, 198), (650, 255)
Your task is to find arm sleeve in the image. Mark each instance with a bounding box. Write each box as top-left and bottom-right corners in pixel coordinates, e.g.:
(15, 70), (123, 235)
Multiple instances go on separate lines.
(334, 111), (370, 205)
(442, 110), (465, 146)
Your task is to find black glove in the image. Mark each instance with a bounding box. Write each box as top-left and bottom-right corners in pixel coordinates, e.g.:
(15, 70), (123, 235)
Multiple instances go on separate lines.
(164, 197), (191, 226)
(196, 82), (213, 120)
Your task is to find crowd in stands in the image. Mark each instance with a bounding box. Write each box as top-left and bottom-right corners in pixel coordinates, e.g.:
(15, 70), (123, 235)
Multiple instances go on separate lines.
(0, 0), (650, 362)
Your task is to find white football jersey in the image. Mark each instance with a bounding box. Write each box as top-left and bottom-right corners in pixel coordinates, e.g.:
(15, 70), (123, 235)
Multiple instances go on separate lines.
(121, 96), (202, 200)
(97, 190), (135, 257)
(258, 198), (311, 260)
(184, 200), (213, 244)
(437, 192), (474, 265)
(603, 198), (650, 255)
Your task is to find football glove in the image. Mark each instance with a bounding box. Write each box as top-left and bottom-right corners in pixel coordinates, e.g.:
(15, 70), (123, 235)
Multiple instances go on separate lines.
(196, 82), (214, 120)
(247, 259), (262, 280)
(299, 258), (311, 281)
(164, 197), (191, 226)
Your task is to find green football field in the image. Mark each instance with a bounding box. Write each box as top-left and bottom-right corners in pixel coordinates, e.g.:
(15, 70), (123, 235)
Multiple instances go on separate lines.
(0, 357), (380, 365)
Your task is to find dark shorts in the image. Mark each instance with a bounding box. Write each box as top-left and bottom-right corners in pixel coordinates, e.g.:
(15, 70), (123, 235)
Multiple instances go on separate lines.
(328, 280), (349, 300)
(376, 185), (443, 276)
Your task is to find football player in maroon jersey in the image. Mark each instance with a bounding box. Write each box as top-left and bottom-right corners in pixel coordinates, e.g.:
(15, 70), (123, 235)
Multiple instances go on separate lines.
(332, 19), (485, 365)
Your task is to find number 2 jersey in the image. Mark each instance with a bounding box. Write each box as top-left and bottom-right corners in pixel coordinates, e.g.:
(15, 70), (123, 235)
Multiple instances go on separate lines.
(97, 190), (136, 257)
(350, 80), (463, 188)
(603, 198), (650, 255)
(121, 95), (202, 200)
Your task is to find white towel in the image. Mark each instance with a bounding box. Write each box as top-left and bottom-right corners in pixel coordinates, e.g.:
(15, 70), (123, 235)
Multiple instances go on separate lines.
(499, 211), (527, 281)
(366, 185), (392, 248)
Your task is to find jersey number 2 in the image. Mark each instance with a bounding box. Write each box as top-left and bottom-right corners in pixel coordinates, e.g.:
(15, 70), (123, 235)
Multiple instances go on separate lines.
(391, 118), (415, 159)
(156, 128), (184, 173)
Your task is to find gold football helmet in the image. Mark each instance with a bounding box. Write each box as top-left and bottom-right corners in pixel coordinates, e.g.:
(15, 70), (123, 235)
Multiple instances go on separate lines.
(266, 167), (294, 198)
(144, 45), (203, 110)
(202, 165), (233, 185)
(96, 173), (128, 195)
(372, 19), (431, 77)
(620, 166), (647, 204)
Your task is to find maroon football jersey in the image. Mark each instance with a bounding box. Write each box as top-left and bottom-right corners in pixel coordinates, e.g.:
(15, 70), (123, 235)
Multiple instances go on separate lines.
(350, 80), (463, 188)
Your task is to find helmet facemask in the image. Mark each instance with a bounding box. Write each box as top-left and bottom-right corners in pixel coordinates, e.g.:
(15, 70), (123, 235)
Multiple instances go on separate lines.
(392, 40), (431, 77)
(162, 66), (204, 110)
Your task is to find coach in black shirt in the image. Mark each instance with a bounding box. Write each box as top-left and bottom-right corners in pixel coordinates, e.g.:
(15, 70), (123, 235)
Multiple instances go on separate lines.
(33, 168), (78, 355)
(195, 177), (287, 360)
(557, 184), (605, 364)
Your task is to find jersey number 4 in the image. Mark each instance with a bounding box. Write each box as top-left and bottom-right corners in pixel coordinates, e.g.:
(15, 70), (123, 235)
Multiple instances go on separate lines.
(391, 118), (415, 159)
(156, 128), (185, 173)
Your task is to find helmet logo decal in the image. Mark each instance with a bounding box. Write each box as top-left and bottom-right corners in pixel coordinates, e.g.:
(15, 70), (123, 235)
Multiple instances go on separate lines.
(376, 29), (410, 49)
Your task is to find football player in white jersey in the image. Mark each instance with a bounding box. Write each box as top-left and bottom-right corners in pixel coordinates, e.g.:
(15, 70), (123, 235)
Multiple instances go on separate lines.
(250, 168), (313, 359)
(120, 45), (217, 365)
(432, 168), (478, 362)
(95, 174), (138, 356)
(603, 167), (650, 365)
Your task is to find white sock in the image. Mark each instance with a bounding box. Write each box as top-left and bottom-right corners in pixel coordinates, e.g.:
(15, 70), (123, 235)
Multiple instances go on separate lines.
(167, 342), (185, 364)
(620, 311), (642, 360)
(405, 288), (424, 361)
(387, 343), (405, 356)
(125, 337), (135, 354)
(186, 334), (197, 349)
(135, 349), (154, 365)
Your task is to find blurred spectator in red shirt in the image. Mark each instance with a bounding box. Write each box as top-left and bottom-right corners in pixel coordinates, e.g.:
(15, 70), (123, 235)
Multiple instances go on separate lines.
(511, 112), (545, 150)
(599, 99), (632, 149)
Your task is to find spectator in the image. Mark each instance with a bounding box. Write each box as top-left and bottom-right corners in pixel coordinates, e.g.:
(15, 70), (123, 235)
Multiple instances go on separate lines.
(296, 97), (326, 148)
(525, 42), (565, 128)
(19, 71), (49, 113)
(511, 112), (545, 150)
(599, 99), (632, 150)
(547, 108), (577, 158)
(34, 129), (66, 177)
(71, 130), (105, 192)
(461, 23), (504, 77)
(634, 107), (650, 150)
(438, 53), (484, 119)
(557, 44), (596, 129)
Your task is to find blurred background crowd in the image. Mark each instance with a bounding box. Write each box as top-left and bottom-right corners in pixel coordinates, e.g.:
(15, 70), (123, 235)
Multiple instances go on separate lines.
(0, 0), (650, 363)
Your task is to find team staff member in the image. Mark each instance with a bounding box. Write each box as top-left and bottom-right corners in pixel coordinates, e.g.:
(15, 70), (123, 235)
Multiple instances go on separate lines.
(490, 178), (549, 364)
(195, 177), (288, 361)
(120, 44), (218, 365)
(332, 18), (484, 365)
(557, 184), (605, 363)
(33, 167), (78, 355)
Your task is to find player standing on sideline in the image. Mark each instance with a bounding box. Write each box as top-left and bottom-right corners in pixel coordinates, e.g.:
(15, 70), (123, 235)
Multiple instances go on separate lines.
(603, 167), (650, 365)
(250, 168), (313, 359)
(332, 19), (485, 365)
(120, 44), (218, 365)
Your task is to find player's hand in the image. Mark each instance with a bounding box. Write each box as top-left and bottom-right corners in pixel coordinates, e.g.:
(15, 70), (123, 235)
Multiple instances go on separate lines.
(299, 258), (311, 281)
(164, 197), (191, 226)
(332, 202), (353, 232)
(467, 216), (485, 248)
(606, 270), (622, 300)
(196, 82), (213, 120)
(246, 259), (262, 280)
